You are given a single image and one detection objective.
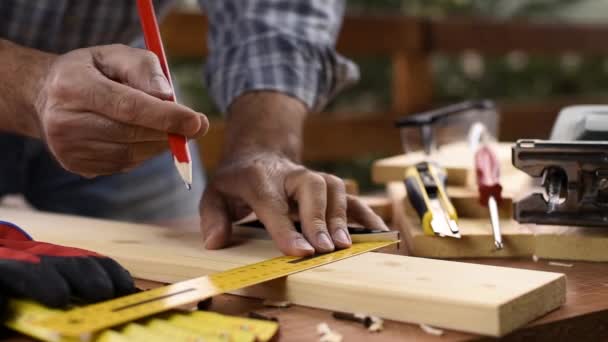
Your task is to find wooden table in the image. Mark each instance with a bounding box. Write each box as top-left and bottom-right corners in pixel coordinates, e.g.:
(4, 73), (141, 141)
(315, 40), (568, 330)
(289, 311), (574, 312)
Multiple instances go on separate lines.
(3, 217), (608, 342)
(7, 258), (605, 342)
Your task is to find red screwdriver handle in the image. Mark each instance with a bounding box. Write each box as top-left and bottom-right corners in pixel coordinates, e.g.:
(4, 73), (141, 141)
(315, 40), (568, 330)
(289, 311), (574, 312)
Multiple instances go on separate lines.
(475, 145), (503, 206)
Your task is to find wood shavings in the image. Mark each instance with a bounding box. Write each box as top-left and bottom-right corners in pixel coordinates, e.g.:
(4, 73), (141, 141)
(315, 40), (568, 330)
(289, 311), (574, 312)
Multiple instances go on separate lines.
(532, 254), (539, 262)
(548, 261), (573, 268)
(263, 299), (292, 308)
(419, 323), (444, 336)
(317, 322), (343, 342)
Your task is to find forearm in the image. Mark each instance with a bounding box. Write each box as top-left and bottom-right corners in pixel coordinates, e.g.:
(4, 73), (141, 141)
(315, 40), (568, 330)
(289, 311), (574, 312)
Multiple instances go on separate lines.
(222, 91), (307, 163)
(0, 39), (55, 138)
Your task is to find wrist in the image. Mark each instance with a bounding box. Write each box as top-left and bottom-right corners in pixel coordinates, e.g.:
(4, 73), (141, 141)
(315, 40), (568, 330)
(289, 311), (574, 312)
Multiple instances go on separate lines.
(0, 39), (55, 138)
(221, 91), (308, 163)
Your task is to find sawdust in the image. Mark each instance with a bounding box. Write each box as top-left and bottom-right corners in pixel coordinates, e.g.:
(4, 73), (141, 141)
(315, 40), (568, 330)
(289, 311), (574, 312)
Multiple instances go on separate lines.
(262, 300), (291, 308)
(317, 322), (343, 342)
(419, 323), (444, 336)
(548, 261), (573, 268)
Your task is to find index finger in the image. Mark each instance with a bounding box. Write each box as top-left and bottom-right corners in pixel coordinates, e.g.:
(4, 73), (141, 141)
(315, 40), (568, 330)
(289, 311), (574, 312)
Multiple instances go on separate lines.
(250, 198), (315, 257)
(80, 69), (207, 138)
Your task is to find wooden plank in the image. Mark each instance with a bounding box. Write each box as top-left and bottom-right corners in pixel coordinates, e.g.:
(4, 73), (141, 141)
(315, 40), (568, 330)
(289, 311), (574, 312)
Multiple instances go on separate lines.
(161, 11), (608, 57)
(160, 12), (424, 58)
(337, 15), (424, 55)
(390, 52), (433, 115)
(161, 11), (209, 58)
(387, 181), (535, 259)
(0, 208), (565, 337)
(533, 226), (608, 262)
(372, 142), (517, 185)
(430, 17), (608, 55)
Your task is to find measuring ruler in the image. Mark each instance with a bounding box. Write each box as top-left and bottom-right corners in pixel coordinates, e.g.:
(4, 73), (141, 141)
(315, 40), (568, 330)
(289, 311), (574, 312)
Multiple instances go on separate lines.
(23, 240), (396, 340)
(6, 299), (278, 342)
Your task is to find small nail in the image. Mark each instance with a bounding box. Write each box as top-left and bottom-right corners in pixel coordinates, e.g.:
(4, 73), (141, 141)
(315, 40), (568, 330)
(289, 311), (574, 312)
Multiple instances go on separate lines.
(294, 238), (314, 252)
(150, 75), (173, 96)
(316, 232), (334, 251)
(334, 229), (351, 246)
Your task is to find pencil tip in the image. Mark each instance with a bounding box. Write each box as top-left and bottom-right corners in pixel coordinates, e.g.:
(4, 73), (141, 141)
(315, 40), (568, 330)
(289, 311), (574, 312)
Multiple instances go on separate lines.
(174, 158), (193, 190)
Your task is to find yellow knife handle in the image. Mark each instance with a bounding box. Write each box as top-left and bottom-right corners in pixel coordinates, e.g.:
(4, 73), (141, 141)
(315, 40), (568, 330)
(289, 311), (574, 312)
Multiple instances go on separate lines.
(404, 166), (435, 235)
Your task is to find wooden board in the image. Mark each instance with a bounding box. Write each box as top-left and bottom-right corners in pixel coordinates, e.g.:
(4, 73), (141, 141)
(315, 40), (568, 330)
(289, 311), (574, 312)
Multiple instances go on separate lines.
(388, 179), (608, 261)
(387, 182), (535, 258)
(533, 225), (608, 262)
(0, 208), (565, 337)
(372, 142), (516, 186)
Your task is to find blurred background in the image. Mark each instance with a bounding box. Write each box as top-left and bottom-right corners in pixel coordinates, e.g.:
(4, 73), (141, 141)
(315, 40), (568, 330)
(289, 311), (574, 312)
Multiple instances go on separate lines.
(165, 0), (608, 191)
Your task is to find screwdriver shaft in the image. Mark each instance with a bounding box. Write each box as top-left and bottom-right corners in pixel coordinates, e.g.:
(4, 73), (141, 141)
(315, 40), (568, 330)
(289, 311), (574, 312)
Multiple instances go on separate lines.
(487, 196), (503, 250)
(474, 145), (503, 250)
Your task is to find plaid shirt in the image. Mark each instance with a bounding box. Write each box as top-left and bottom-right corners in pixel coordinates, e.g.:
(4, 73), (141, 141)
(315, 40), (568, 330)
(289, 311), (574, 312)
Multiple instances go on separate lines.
(0, 0), (358, 112)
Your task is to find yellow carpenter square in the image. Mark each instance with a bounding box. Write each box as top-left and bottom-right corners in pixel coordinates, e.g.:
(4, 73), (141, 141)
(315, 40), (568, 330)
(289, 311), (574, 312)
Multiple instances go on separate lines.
(4, 300), (62, 342)
(96, 331), (131, 342)
(30, 240), (398, 338)
(189, 311), (278, 342)
(121, 323), (166, 342)
(35, 240), (397, 339)
(145, 318), (227, 342)
(168, 314), (256, 342)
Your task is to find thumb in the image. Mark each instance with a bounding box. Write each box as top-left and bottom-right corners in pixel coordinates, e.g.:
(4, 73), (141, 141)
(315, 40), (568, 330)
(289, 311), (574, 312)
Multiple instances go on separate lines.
(200, 186), (232, 249)
(91, 44), (173, 100)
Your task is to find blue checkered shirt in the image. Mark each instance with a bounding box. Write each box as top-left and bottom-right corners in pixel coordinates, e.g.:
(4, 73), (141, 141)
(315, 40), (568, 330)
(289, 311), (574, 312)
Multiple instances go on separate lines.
(0, 0), (358, 112)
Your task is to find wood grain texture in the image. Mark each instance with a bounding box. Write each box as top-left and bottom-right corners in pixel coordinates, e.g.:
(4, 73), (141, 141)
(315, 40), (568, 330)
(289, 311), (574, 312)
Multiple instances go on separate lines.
(533, 225), (608, 262)
(0, 208), (565, 336)
(381, 141), (608, 261)
(372, 142), (517, 186)
(8, 260), (608, 342)
(387, 182), (535, 258)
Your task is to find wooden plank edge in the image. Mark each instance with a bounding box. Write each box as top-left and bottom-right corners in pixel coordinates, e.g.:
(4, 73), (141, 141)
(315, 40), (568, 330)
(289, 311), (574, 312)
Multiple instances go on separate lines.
(498, 275), (567, 336)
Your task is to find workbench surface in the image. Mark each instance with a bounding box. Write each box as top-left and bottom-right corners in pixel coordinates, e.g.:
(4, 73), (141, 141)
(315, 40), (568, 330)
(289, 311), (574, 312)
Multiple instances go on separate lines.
(4, 256), (608, 341)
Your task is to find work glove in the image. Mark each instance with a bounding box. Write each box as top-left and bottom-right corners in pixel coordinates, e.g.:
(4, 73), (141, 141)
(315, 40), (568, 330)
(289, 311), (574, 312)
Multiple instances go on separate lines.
(0, 220), (136, 315)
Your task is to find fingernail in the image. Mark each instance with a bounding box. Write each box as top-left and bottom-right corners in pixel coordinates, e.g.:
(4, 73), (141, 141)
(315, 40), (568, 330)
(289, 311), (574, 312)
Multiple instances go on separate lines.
(334, 229), (351, 246)
(317, 232), (334, 251)
(150, 75), (173, 96)
(294, 238), (314, 252)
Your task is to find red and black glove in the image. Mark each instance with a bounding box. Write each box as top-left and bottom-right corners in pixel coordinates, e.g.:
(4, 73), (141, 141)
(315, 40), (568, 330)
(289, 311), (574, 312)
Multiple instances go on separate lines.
(0, 220), (136, 313)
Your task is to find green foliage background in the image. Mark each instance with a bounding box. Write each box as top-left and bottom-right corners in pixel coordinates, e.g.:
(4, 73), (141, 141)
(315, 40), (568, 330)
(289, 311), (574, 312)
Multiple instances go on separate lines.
(171, 0), (608, 191)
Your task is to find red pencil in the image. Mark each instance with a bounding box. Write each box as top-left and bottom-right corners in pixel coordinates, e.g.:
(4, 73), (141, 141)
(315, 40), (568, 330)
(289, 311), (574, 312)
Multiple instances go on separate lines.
(136, 0), (192, 189)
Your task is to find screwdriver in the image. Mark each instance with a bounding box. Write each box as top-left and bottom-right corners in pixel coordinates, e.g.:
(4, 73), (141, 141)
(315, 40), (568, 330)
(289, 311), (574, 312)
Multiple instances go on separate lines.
(474, 145), (504, 249)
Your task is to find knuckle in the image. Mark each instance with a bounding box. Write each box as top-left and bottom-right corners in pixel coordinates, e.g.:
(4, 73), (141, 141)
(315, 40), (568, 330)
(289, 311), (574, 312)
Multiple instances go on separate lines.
(303, 172), (326, 192)
(325, 174), (345, 191)
(309, 218), (328, 232)
(242, 163), (267, 182)
(138, 50), (159, 70)
(114, 93), (139, 122)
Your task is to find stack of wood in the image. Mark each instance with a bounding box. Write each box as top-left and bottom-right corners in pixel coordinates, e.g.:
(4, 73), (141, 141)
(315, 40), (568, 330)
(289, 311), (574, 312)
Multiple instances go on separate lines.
(372, 142), (608, 261)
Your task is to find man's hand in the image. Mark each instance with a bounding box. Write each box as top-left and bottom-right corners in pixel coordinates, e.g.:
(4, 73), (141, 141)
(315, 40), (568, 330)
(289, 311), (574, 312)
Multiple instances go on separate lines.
(200, 92), (389, 256)
(26, 43), (208, 177)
